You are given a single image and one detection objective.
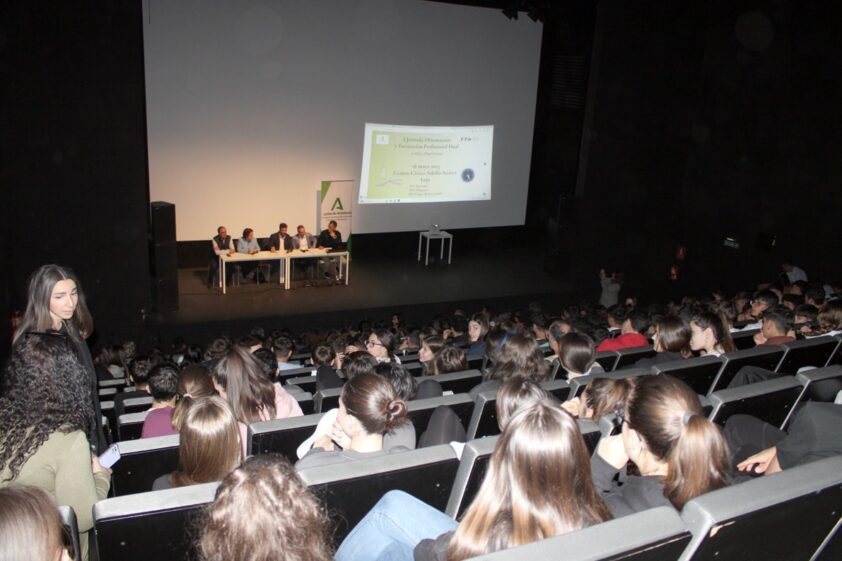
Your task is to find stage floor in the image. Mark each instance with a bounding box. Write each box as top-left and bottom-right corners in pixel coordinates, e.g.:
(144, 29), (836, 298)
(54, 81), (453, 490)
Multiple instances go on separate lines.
(159, 246), (579, 332)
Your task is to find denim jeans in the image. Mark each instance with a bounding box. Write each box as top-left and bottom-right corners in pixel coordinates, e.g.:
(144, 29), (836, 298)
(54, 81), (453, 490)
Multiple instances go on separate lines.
(335, 490), (458, 561)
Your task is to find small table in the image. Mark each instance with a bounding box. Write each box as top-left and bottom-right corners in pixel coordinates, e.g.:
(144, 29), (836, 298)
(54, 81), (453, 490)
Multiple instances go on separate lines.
(418, 230), (453, 266)
(284, 248), (350, 290)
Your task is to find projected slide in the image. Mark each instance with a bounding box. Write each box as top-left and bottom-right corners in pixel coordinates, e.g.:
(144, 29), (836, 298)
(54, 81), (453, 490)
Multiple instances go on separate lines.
(358, 123), (493, 204)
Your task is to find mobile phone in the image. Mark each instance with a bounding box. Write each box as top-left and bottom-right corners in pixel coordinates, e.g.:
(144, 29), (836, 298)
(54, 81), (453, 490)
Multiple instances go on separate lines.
(99, 444), (121, 468)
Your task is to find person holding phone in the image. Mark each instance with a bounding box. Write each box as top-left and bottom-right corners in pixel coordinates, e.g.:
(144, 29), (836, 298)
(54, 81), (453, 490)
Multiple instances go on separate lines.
(0, 333), (111, 561)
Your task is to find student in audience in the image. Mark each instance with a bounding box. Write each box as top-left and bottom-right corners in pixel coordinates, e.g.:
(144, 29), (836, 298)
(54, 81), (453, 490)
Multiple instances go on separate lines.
(272, 336), (300, 370)
(0, 485), (72, 561)
(803, 300), (842, 337)
(428, 346), (468, 376)
(804, 284), (827, 311)
(198, 454), (332, 561)
(366, 328), (400, 363)
(471, 331), (548, 397)
(596, 311), (650, 352)
(141, 363), (181, 438)
(375, 362), (418, 401)
(793, 303), (819, 330)
(592, 374), (730, 516)
(296, 373), (409, 469)
(529, 312), (551, 350)
(419, 334), (446, 375)
(689, 311), (736, 356)
(171, 364), (216, 429)
(153, 396), (243, 490)
(752, 307), (796, 346)
(634, 316), (691, 368)
(212, 346), (303, 454)
(12, 264), (106, 452)
(0, 334), (110, 561)
(443, 314), (470, 347)
(341, 350), (379, 380)
(600, 268), (623, 308)
(466, 313), (489, 359)
(741, 290), (779, 330)
(312, 344), (343, 390)
(336, 401), (612, 561)
(781, 259), (808, 285)
(113, 354), (157, 418)
(562, 377), (635, 422)
(556, 332), (600, 379)
(495, 377), (549, 429)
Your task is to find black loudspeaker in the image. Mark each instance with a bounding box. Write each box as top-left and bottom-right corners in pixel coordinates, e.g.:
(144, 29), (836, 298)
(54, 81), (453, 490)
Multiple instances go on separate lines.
(149, 202), (179, 311)
(150, 201), (176, 243)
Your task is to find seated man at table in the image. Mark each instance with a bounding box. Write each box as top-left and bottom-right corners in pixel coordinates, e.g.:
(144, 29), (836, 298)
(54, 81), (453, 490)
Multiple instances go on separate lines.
(317, 220), (343, 280)
(236, 228), (265, 283)
(292, 225), (318, 280)
(263, 222), (293, 279)
(207, 225), (235, 289)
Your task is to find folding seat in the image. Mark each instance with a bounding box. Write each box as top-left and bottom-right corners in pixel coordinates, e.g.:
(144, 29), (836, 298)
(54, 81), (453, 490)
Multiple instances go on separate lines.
(708, 346), (786, 393)
(120, 395), (154, 415)
(731, 328), (760, 350)
(594, 350), (620, 372)
(293, 390), (315, 414)
(776, 336), (841, 375)
(93, 482), (218, 561)
(567, 368), (651, 401)
(541, 379), (570, 401)
(467, 355), (484, 371)
(465, 389), (501, 440)
(548, 357), (562, 380)
(98, 387), (118, 398)
(614, 346), (657, 370)
(475, 506), (690, 561)
(795, 365), (842, 403)
(708, 376), (804, 430)
(401, 352), (421, 363)
(314, 387), (341, 413)
(407, 393), (475, 437)
(98, 377), (127, 389)
(247, 413), (324, 460)
(653, 355), (724, 395)
(827, 335), (842, 366)
(100, 401), (117, 439)
(117, 411), (148, 441)
(445, 435), (498, 518)
(285, 375), (317, 395)
(578, 418), (602, 455)
(111, 434), (180, 496)
(276, 365), (317, 384)
(298, 445), (460, 545)
(59, 506), (81, 561)
(417, 369), (483, 394)
(401, 361), (424, 376)
(679, 456), (842, 561)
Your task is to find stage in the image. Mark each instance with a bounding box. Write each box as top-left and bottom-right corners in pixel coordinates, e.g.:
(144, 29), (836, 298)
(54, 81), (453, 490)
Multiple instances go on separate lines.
(148, 245), (584, 342)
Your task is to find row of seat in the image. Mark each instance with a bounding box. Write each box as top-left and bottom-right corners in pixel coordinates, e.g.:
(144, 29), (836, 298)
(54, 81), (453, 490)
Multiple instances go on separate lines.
(86, 447), (842, 561)
(104, 365), (842, 497)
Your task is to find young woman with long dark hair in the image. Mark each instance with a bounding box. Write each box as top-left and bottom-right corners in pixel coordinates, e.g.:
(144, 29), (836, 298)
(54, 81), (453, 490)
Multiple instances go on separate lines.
(335, 401), (612, 561)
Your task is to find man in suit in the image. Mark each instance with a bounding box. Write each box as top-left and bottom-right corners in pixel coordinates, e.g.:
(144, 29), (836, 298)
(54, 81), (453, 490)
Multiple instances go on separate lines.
(292, 225), (318, 280)
(207, 225), (235, 289)
(263, 222), (293, 280)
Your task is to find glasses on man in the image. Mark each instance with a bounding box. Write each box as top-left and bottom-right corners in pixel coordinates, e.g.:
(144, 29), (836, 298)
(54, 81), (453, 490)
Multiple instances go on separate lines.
(366, 340), (383, 348)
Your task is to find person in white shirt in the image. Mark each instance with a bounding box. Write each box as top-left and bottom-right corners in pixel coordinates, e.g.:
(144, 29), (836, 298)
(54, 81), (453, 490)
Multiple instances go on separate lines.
(782, 260), (808, 284)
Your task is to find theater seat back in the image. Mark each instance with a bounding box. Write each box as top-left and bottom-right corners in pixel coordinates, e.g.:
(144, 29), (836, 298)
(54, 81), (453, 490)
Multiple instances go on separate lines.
(710, 346), (785, 393)
(777, 336), (841, 375)
(654, 355), (724, 395)
(679, 456), (842, 561)
(111, 434), (180, 496)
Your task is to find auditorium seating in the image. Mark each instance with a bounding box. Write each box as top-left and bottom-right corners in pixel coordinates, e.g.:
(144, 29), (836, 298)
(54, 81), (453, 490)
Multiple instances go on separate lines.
(707, 376), (804, 429)
(98, 387), (118, 398)
(776, 335), (841, 375)
(594, 349), (620, 371)
(731, 328), (760, 350)
(795, 365), (842, 403)
(708, 346), (786, 393)
(566, 367), (651, 401)
(247, 413), (324, 459)
(445, 435), (497, 518)
(99, 377), (128, 389)
(615, 345), (657, 370)
(313, 387), (340, 413)
(111, 434), (179, 496)
(93, 482), (218, 561)
(827, 335), (842, 366)
(285, 375), (317, 395)
(679, 455), (842, 561)
(276, 365), (316, 384)
(117, 411), (149, 441)
(653, 355), (724, 395)
(541, 378), (570, 400)
(416, 369), (484, 394)
(477, 506), (691, 561)
(465, 389), (502, 440)
(401, 361), (424, 376)
(297, 444), (460, 545)
(59, 506), (81, 561)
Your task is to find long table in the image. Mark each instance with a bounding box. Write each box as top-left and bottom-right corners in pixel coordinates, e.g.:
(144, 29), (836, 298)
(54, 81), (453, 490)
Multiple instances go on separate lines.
(219, 249), (349, 294)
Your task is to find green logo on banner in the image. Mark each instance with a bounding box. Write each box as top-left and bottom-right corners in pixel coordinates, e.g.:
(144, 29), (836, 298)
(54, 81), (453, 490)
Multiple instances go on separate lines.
(331, 197), (344, 211)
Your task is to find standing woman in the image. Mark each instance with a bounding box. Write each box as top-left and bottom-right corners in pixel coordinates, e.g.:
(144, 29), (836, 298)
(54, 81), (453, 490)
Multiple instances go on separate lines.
(12, 264), (106, 452)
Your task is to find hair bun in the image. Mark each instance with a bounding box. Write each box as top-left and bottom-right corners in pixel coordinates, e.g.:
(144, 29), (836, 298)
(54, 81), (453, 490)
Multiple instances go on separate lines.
(383, 399), (407, 430)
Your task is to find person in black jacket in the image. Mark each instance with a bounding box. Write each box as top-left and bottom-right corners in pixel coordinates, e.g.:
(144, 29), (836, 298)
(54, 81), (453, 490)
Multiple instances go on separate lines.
(591, 374), (731, 517)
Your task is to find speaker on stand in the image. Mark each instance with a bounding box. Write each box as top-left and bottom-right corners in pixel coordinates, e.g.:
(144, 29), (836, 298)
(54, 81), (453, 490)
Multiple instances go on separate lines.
(150, 201), (179, 311)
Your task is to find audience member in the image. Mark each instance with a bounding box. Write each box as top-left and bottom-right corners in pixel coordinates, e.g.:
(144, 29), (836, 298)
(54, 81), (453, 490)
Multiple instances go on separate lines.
(753, 307), (796, 346)
(171, 364), (216, 429)
(428, 346), (468, 376)
(473, 331), (548, 397)
(596, 311), (650, 352)
(198, 455), (332, 561)
(272, 336), (300, 370)
(599, 268), (623, 308)
(633, 316), (691, 368)
(153, 396), (242, 490)
(556, 332), (600, 379)
(114, 354), (157, 418)
(466, 313), (489, 359)
(141, 363), (181, 438)
(341, 350), (379, 380)
(689, 311), (735, 356)
(0, 485), (72, 561)
(336, 401), (611, 561)
(562, 377), (635, 421)
(366, 328), (400, 363)
(592, 375), (730, 516)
